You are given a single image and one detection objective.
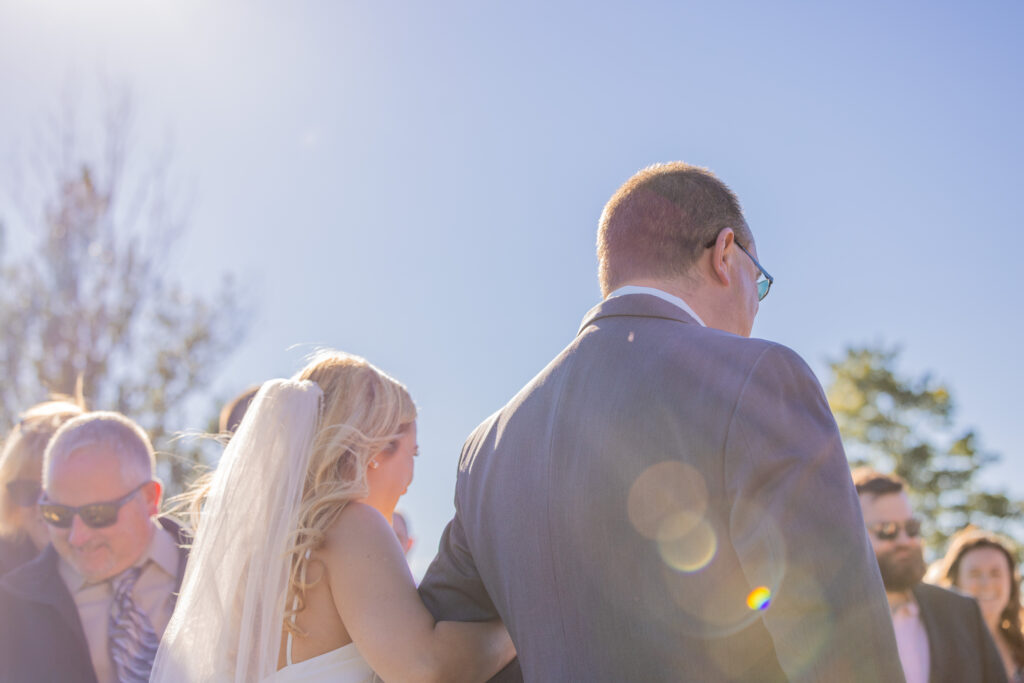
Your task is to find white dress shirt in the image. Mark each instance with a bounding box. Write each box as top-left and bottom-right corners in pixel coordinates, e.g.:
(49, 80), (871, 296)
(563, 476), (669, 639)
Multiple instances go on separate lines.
(606, 285), (707, 327)
(891, 596), (930, 683)
(58, 521), (180, 683)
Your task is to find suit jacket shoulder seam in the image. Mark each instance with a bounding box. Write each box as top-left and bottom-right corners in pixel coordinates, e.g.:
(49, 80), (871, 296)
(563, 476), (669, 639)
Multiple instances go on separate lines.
(719, 344), (777, 497)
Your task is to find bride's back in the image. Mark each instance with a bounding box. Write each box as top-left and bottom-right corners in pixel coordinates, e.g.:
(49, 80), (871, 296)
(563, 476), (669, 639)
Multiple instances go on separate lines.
(277, 544), (351, 669)
(278, 501), (414, 672)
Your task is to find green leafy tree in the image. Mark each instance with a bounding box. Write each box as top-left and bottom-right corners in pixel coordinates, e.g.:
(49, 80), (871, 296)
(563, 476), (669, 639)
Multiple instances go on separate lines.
(826, 345), (1021, 550)
(0, 91), (247, 493)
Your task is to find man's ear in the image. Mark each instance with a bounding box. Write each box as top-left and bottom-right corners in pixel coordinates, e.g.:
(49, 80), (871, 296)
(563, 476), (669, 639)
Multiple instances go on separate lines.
(708, 227), (737, 287)
(144, 479), (163, 515)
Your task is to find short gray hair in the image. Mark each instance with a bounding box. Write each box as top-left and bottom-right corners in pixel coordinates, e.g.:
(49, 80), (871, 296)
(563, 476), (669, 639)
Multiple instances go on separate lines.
(43, 412), (156, 488)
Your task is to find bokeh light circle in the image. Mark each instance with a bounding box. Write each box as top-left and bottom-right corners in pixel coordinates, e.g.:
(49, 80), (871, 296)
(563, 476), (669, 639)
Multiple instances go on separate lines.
(656, 512), (717, 573)
(627, 461), (708, 540)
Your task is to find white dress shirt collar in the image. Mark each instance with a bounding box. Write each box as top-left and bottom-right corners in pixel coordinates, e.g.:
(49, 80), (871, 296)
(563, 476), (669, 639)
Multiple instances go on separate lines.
(606, 285), (707, 327)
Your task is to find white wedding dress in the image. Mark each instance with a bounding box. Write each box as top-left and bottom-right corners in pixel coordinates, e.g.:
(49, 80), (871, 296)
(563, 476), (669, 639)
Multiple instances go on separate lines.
(266, 642), (377, 683)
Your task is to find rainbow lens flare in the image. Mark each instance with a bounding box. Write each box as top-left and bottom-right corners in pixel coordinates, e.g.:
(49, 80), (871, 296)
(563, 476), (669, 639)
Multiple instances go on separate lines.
(746, 586), (772, 611)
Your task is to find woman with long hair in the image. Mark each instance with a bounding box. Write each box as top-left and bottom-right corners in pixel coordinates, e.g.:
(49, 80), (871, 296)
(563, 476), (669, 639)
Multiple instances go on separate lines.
(151, 351), (514, 682)
(0, 397), (84, 576)
(932, 526), (1024, 682)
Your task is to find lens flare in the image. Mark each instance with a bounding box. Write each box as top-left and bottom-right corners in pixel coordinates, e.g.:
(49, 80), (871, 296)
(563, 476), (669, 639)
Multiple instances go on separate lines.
(746, 586), (772, 611)
(627, 462), (708, 540)
(657, 513), (717, 573)
(655, 498), (790, 639)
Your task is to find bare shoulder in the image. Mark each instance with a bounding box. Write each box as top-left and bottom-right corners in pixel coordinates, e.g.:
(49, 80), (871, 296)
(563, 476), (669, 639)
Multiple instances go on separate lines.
(322, 502), (401, 559)
(319, 502), (416, 618)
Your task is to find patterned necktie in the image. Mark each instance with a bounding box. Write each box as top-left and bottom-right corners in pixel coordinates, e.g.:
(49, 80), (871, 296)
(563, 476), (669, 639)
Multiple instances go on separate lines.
(108, 565), (160, 683)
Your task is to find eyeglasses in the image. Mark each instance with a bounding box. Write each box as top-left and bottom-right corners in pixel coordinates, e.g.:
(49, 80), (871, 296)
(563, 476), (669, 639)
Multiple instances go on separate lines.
(868, 518), (922, 542)
(39, 481), (150, 529)
(703, 235), (774, 301)
(5, 479), (41, 508)
(734, 243), (773, 301)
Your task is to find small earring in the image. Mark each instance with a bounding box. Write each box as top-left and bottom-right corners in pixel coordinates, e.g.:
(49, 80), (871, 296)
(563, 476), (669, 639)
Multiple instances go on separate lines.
(369, 460), (379, 470)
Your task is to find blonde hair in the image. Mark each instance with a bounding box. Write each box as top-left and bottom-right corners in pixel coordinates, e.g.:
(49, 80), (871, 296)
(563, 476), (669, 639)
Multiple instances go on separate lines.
(285, 351), (416, 627)
(0, 397), (86, 538)
(182, 350), (416, 634)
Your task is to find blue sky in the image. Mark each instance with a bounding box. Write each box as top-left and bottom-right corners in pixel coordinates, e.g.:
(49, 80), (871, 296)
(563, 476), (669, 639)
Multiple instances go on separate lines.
(1, 0), (1021, 575)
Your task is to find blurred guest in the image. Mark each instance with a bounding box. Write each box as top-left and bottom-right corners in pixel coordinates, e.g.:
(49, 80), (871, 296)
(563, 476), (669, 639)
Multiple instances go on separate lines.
(930, 527), (1024, 682)
(393, 510), (414, 556)
(219, 384), (261, 436)
(854, 467), (1006, 683)
(0, 411), (188, 683)
(0, 397), (84, 576)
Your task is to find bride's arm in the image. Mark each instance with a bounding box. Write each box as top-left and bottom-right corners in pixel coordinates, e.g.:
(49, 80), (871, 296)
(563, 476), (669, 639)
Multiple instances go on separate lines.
(323, 502), (515, 683)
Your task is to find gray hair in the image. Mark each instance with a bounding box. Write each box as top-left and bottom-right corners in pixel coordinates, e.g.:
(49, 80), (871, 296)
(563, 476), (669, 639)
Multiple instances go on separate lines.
(43, 411), (156, 488)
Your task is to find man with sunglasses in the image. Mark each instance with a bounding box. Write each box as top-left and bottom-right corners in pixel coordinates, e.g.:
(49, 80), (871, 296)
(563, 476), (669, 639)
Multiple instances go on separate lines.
(0, 412), (188, 683)
(854, 468), (1006, 683)
(421, 162), (903, 681)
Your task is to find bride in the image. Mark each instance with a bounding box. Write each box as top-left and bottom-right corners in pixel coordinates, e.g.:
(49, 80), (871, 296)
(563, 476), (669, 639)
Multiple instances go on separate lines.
(151, 351), (515, 682)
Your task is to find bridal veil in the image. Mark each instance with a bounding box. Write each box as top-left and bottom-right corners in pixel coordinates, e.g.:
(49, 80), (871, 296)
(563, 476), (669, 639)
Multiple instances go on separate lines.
(151, 379), (324, 683)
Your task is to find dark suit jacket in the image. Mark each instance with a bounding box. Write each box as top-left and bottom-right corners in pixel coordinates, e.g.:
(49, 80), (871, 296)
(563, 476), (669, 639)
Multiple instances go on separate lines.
(913, 583), (1007, 683)
(0, 535), (39, 578)
(420, 294), (905, 682)
(0, 517), (188, 683)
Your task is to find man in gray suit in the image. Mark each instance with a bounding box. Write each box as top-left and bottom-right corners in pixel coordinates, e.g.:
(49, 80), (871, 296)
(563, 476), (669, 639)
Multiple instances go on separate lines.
(420, 162), (905, 681)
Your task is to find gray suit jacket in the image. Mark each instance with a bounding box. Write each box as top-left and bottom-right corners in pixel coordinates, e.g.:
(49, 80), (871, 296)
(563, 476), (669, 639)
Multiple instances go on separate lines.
(420, 294), (905, 682)
(912, 583), (1007, 683)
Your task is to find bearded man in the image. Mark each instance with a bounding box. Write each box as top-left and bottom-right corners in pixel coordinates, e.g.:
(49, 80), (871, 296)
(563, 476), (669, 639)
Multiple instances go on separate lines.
(854, 468), (1006, 683)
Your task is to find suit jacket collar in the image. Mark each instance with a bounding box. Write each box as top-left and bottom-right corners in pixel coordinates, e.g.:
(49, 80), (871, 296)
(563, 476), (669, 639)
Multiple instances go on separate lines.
(160, 516), (191, 603)
(0, 534), (37, 575)
(578, 293), (701, 337)
(911, 583), (944, 683)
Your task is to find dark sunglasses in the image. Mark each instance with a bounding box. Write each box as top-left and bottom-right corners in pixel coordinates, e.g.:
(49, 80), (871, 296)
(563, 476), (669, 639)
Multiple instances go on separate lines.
(5, 479), (42, 508)
(868, 518), (922, 542)
(39, 481), (150, 529)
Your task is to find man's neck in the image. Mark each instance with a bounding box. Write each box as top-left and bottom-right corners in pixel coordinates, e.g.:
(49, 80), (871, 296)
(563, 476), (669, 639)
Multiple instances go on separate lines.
(886, 589), (914, 608)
